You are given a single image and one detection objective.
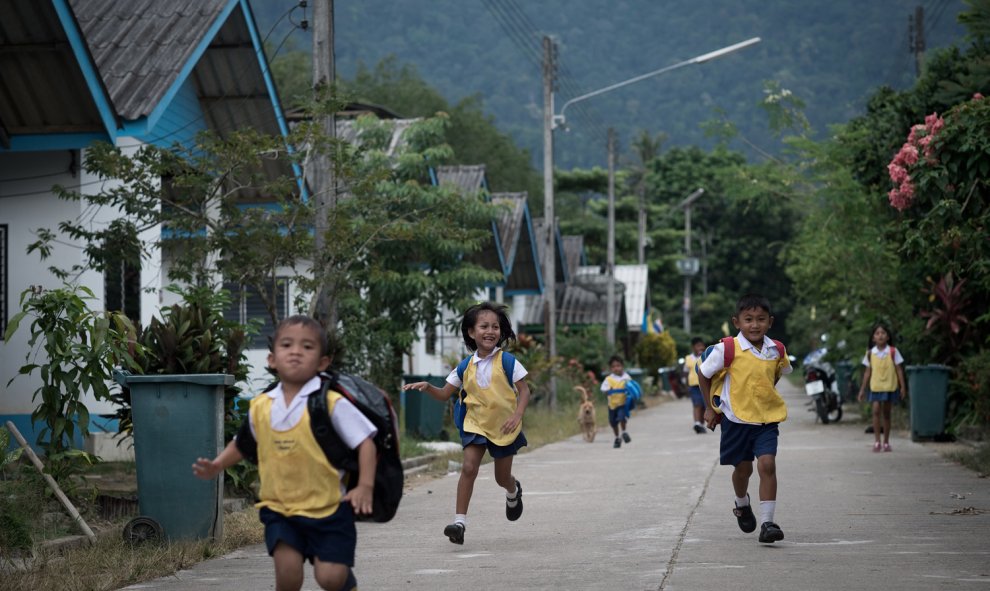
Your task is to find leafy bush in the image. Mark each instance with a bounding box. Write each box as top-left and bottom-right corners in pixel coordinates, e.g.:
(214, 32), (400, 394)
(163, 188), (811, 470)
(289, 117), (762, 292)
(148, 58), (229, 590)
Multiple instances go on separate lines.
(635, 332), (678, 382)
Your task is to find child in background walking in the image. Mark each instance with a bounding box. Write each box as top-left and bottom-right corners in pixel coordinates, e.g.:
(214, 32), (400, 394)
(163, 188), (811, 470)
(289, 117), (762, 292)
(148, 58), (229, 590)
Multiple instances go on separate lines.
(685, 337), (707, 434)
(402, 302), (531, 545)
(858, 322), (907, 452)
(699, 294), (792, 544)
(601, 355), (634, 448)
(193, 315), (376, 591)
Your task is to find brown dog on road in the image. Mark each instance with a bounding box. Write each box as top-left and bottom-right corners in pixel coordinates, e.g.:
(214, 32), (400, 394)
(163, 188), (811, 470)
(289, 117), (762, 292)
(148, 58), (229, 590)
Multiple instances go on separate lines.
(574, 386), (597, 442)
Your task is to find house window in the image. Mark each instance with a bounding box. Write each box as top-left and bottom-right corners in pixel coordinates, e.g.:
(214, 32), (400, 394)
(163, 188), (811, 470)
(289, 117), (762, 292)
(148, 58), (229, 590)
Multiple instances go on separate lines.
(425, 318), (437, 355)
(223, 278), (289, 349)
(103, 222), (141, 325)
(0, 225), (6, 340)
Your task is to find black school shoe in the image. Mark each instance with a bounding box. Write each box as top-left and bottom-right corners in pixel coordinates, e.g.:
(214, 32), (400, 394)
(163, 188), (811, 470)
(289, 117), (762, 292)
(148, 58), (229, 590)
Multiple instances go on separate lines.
(759, 521), (784, 543)
(613, 437), (622, 448)
(443, 522), (465, 545)
(733, 497), (757, 533)
(622, 432), (631, 443)
(506, 479), (523, 521)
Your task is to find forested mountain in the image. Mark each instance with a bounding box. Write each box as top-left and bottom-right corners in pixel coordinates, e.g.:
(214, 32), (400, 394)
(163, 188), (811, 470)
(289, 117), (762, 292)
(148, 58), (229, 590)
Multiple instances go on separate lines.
(253, 0), (966, 169)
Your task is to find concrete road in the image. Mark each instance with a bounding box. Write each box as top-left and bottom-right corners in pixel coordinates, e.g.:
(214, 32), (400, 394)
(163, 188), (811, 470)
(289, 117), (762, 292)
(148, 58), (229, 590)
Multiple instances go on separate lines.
(123, 379), (990, 590)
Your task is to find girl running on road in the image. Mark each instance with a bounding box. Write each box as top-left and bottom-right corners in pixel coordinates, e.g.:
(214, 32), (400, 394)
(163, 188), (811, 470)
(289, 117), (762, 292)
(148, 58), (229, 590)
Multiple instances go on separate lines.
(858, 322), (907, 452)
(402, 301), (531, 545)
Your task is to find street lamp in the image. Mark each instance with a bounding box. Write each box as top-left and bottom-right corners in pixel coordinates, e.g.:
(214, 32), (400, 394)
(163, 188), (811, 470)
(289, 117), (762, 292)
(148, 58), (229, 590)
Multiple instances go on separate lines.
(677, 188), (705, 333)
(541, 36), (760, 407)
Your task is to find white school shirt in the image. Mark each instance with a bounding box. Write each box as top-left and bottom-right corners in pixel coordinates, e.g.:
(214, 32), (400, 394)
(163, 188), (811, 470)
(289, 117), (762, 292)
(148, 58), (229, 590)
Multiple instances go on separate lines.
(860, 345), (904, 367)
(445, 347), (529, 388)
(699, 333), (792, 425)
(247, 376), (377, 495)
(600, 372), (632, 392)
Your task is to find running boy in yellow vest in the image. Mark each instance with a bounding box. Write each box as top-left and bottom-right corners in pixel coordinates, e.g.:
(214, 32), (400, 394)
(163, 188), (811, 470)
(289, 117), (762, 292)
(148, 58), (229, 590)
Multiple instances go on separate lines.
(699, 294), (792, 544)
(193, 316), (376, 591)
(601, 355), (633, 448)
(685, 337), (707, 434)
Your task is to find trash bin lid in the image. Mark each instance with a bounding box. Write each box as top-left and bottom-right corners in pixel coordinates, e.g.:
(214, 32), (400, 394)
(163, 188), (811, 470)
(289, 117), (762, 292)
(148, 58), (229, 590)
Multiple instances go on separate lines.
(114, 371), (234, 387)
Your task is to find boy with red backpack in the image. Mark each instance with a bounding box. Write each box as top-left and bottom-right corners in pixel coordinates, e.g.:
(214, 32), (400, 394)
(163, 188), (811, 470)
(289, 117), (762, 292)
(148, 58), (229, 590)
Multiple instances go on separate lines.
(698, 294), (792, 545)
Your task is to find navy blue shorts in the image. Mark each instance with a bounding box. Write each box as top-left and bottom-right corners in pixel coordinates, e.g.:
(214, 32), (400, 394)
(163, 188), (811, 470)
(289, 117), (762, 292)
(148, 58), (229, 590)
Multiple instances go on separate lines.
(607, 406), (629, 427)
(689, 386), (705, 408)
(719, 420), (779, 466)
(868, 390), (900, 403)
(259, 504), (356, 566)
(461, 431), (528, 459)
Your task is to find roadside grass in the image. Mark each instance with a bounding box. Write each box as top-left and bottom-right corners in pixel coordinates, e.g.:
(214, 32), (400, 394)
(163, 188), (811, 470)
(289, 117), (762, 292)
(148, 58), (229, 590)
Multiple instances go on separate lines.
(0, 507), (263, 591)
(946, 443), (990, 478)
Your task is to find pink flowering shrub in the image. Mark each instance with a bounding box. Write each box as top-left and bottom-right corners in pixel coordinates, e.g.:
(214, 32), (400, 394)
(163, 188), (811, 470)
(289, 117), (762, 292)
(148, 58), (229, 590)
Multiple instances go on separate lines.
(887, 112), (945, 210)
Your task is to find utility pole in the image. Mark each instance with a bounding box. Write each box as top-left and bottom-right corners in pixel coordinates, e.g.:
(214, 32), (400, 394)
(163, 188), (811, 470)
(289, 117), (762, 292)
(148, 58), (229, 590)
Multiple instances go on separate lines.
(637, 185), (646, 265)
(606, 128), (616, 345)
(909, 5), (925, 76)
(542, 35), (558, 410)
(677, 188), (704, 334)
(310, 0), (337, 328)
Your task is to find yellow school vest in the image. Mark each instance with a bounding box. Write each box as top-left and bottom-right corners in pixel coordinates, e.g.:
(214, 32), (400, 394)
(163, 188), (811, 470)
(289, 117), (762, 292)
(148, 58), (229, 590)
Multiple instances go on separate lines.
(604, 375), (629, 409)
(686, 354), (701, 387)
(727, 341), (788, 424)
(462, 351), (522, 446)
(251, 390), (344, 518)
(869, 348), (898, 392)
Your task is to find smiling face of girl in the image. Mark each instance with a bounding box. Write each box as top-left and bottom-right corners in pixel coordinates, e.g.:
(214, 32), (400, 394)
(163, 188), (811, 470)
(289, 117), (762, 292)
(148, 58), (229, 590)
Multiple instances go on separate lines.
(468, 310), (501, 357)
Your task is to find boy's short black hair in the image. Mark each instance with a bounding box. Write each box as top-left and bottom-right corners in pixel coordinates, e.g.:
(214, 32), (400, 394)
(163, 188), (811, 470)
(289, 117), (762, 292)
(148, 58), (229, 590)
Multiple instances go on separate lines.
(690, 337), (705, 346)
(608, 355), (624, 366)
(272, 315), (330, 356)
(735, 293), (772, 316)
(460, 301), (516, 351)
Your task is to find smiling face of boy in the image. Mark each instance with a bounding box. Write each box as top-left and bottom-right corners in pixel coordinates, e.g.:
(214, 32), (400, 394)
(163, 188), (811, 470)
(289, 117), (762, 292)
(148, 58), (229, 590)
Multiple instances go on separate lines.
(732, 306), (774, 349)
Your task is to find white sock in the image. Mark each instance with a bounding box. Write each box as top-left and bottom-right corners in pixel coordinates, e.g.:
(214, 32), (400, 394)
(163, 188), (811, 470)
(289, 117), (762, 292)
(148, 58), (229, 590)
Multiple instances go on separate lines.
(454, 514), (466, 527)
(760, 500), (776, 524)
(735, 494), (750, 507)
(506, 482), (520, 506)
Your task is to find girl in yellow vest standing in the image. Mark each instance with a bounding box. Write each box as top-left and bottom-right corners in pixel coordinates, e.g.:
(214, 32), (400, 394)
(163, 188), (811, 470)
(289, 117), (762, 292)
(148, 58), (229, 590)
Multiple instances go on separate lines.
(857, 322), (907, 452)
(699, 294), (792, 545)
(402, 302), (531, 545)
(686, 337), (708, 434)
(194, 316), (377, 591)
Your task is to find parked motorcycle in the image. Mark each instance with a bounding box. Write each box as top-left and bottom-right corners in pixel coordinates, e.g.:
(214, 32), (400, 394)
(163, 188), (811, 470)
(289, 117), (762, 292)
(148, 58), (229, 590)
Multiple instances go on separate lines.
(803, 361), (843, 424)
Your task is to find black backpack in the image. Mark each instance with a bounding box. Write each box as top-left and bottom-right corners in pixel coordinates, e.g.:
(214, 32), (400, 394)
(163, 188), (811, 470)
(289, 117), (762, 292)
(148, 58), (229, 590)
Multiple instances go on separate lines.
(238, 372), (403, 523)
(309, 371), (403, 523)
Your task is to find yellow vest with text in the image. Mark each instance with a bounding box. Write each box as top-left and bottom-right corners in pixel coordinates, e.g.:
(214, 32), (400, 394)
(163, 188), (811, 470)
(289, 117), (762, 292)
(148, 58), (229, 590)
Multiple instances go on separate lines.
(723, 338), (788, 424)
(250, 391), (344, 518)
(869, 348), (898, 392)
(604, 375), (629, 409)
(462, 351), (522, 446)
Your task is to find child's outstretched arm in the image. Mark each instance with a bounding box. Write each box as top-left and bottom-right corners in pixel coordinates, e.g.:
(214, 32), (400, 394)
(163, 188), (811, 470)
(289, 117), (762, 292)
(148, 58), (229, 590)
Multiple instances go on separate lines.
(698, 373), (718, 430)
(192, 439), (244, 480)
(501, 379), (531, 434)
(342, 437), (376, 515)
(401, 381), (458, 401)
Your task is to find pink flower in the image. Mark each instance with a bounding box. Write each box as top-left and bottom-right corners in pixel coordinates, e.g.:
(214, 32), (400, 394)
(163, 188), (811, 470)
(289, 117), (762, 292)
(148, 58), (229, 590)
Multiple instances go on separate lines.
(974, 93), (984, 100)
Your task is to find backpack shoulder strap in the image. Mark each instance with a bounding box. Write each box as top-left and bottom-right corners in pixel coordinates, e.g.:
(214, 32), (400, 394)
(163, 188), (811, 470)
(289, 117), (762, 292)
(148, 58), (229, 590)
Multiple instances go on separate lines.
(455, 355), (472, 382)
(772, 340), (786, 361)
(501, 351), (516, 388)
(721, 336), (735, 367)
(308, 375), (348, 471)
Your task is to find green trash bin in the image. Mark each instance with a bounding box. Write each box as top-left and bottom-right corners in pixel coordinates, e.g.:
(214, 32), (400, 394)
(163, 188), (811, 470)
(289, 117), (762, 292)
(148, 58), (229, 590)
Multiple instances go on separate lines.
(115, 372), (232, 541)
(906, 364), (951, 441)
(657, 367), (675, 391)
(402, 374), (448, 439)
(835, 360), (853, 402)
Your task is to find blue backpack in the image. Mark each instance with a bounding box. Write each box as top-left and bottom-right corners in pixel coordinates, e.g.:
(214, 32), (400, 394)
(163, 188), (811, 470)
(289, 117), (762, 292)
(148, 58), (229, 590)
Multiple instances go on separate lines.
(453, 351), (517, 437)
(624, 378), (642, 413)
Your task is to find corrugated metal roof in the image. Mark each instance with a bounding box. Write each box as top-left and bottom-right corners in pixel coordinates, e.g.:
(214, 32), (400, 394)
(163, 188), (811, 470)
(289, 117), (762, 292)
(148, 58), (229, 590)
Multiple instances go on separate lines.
(71, 0), (228, 121)
(561, 235), (585, 279)
(435, 164), (486, 195)
(335, 117), (417, 157)
(493, 192), (540, 294)
(0, 0), (106, 138)
(614, 264), (649, 332)
(521, 284), (627, 328)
